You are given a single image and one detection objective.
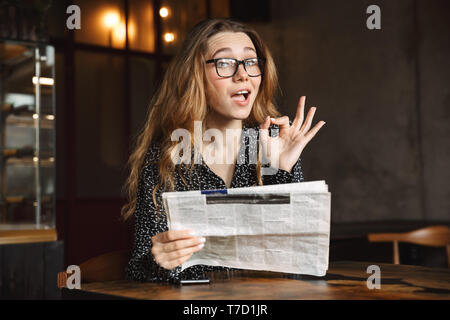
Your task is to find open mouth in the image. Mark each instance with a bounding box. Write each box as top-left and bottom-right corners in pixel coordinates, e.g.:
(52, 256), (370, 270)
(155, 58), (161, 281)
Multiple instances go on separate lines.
(231, 90), (250, 102)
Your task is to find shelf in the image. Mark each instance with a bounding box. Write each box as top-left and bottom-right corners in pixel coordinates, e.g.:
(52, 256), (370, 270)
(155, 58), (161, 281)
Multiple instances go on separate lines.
(5, 115), (55, 129)
(0, 228), (57, 244)
(1, 40), (56, 233)
(1, 195), (52, 205)
(5, 158), (54, 167)
(0, 43), (33, 67)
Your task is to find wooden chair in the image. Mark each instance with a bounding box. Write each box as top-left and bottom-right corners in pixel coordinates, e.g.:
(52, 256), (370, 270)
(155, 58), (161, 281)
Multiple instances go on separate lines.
(57, 249), (130, 288)
(368, 225), (450, 267)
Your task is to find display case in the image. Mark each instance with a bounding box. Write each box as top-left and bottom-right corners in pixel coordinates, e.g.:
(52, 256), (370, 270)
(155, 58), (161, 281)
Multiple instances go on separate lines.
(0, 40), (56, 242)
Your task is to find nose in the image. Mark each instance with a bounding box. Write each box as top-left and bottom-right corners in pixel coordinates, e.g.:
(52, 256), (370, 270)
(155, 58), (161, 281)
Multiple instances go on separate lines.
(233, 62), (249, 81)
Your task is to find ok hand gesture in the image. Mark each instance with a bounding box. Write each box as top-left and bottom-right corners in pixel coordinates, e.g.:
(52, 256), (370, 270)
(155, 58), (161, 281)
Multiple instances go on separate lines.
(259, 96), (325, 173)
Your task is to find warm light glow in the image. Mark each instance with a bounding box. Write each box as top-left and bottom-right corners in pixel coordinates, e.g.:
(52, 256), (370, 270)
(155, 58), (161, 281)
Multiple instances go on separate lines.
(103, 11), (120, 29)
(46, 115), (55, 120)
(32, 77), (54, 86)
(159, 7), (169, 18)
(127, 20), (136, 41)
(32, 114), (39, 119)
(164, 32), (175, 43)
(33, 157), (39, 162)
(112, 22), (126, 45)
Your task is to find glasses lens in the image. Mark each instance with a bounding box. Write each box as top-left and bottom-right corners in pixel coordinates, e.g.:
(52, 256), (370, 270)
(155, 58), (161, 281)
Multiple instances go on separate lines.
(245, 58), (262, 76)
(216, 58), (237, 77)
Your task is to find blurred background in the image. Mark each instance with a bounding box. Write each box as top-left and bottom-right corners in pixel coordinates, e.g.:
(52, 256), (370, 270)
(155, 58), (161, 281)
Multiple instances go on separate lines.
(0, 0), (449, 298)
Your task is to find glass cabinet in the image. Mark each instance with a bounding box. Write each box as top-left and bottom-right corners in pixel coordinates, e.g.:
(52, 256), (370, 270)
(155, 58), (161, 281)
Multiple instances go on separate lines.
(0, 40), (56, 233)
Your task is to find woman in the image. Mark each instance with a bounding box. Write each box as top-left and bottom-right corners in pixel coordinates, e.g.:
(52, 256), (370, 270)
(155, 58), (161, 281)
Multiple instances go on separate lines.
(122, 18), (325, 282)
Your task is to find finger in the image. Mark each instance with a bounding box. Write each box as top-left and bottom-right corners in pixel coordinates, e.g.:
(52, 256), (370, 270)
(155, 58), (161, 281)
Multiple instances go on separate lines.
(152, 229), (196, 244)
(165, 241), (205, 261)
(292, 96), (305, 130)
(151, 241), (163, 256)
(162, 253), (194, 270)
(271, 116), (290, 131)
(161, 241), (206, 269)
(162, 236), (206, 253)
(299, 107), (317, 133)
(300, 120), (326, 145)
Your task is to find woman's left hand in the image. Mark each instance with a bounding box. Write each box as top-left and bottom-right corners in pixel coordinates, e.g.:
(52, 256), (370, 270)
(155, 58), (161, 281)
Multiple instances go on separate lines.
(259, 96), (325, 173)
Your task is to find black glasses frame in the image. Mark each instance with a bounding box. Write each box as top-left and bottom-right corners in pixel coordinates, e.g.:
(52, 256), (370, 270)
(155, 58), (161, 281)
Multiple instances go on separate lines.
(206, 57), (265, 78)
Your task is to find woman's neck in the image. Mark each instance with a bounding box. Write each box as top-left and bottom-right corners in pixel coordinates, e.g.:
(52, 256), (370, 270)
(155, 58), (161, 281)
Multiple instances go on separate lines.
(205, 112), (243, 135)
(203, 112), (243, 165)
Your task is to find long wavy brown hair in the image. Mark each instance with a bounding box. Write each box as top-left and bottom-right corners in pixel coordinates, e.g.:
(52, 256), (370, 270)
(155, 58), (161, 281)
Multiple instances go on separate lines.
(121, 18), (281, 220)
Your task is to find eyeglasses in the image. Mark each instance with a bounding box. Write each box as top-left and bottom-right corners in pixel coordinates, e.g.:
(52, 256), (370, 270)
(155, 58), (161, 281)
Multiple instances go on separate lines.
(206, 57), (265, 78)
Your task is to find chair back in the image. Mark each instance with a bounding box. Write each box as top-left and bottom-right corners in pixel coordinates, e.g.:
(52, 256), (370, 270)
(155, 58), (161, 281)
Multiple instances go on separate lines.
(368, 225), (450, 267)
(57, 249), (130, 288)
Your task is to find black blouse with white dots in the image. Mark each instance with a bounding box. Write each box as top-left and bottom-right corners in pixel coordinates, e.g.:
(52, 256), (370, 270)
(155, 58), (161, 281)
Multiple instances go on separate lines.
(125, 124), (304, 283)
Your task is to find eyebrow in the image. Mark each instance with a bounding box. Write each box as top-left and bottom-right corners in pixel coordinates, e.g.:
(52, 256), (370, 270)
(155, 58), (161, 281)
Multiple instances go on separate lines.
(212, 47), (256, 58)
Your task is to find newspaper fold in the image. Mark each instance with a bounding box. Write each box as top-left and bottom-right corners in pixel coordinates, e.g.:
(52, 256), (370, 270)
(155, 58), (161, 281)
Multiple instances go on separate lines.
(162, 180), (331, 276)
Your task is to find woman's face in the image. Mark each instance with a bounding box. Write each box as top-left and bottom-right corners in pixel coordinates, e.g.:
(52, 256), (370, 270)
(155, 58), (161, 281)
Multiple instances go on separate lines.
(205, 32), (262, 123)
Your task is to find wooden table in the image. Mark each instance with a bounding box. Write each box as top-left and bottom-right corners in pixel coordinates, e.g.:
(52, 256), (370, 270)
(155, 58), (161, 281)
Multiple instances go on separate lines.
(63, 261), (450, 300)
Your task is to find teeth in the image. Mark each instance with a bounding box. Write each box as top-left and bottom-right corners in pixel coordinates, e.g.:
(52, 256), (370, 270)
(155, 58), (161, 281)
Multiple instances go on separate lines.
(236, 90), (249, 95)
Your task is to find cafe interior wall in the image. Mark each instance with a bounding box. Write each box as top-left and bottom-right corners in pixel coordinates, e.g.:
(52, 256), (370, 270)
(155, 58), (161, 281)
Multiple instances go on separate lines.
(248, 0), (450, 224)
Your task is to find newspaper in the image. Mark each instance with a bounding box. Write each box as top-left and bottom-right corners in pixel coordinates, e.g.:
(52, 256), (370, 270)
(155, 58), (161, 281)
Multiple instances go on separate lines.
(162, 180), (331, 276)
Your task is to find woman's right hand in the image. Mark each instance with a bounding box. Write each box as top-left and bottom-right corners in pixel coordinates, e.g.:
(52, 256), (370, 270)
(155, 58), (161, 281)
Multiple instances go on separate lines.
(151, 230), (206, 270)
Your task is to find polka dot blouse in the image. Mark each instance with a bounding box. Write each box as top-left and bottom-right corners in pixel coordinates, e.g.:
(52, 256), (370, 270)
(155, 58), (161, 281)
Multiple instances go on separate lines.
(125, 124), (304, 283)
